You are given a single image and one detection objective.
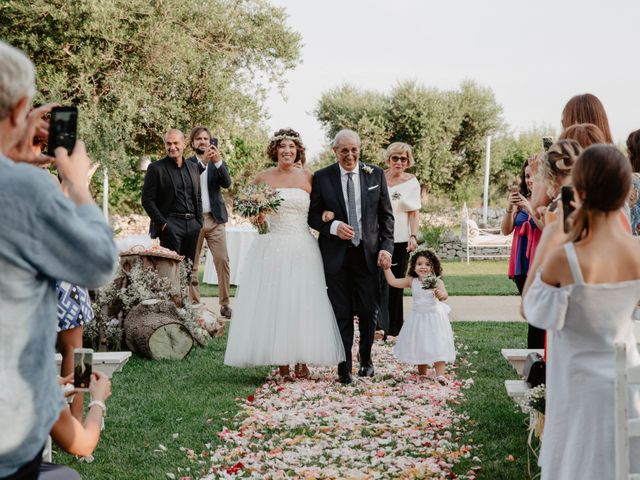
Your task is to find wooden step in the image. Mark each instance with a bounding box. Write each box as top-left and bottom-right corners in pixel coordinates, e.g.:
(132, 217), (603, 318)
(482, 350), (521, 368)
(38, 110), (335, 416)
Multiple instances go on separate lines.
(55, 351), (132, 379)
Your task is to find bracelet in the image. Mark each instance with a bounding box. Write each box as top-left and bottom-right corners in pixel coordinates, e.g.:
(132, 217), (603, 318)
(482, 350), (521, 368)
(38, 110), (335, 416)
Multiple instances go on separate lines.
(88, 400), (107, 417)
(410, 234), (418, 240)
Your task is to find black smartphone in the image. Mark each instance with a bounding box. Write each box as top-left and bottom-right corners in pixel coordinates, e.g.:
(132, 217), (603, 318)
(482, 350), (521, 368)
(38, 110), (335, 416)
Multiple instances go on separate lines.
(73, 347), (93, 392)
(209, 137), (218, 147)
(47, 106), (78, 156)
(561, 185), (575, 233)
(542, 136), (553, 151)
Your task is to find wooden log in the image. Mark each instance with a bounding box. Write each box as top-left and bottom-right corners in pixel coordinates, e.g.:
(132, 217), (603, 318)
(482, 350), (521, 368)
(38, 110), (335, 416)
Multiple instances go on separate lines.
(120, 253), (184, 306)
(123, 300), (193, 360)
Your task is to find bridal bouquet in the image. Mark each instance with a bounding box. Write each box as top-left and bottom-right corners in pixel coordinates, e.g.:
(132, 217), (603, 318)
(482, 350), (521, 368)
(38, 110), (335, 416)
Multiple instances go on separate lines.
(420, 273), (440, 290)
(234, 184), (283, 234)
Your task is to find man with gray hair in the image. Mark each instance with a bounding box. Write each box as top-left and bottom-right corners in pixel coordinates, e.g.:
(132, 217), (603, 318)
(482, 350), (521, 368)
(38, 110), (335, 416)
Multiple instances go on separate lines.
(308, 129), (394, 384)
(0, 41), (117, 479)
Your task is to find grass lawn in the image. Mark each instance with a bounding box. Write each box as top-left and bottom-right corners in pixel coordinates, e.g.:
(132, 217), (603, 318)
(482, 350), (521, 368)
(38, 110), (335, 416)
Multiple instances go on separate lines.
(452, 321), (534, 480)
(57, 322), (533, 479)
(443, 260), (518, 296)
(198, 260), (519, 298)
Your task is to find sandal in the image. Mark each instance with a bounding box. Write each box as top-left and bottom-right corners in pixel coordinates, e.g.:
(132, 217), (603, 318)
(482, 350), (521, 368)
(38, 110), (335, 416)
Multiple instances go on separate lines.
(436, 375), (448, 386)
(294, 363), (310, 379)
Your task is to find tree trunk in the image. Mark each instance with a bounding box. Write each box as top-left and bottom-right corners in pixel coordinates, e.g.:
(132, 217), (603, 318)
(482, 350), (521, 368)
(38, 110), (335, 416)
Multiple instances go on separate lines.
(124, 300), (193, 360)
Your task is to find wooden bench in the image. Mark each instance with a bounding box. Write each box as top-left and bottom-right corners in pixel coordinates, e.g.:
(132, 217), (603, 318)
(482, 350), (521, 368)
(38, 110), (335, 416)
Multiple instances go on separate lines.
(501, 348), (544, 376)
(55, 351), (132, 379)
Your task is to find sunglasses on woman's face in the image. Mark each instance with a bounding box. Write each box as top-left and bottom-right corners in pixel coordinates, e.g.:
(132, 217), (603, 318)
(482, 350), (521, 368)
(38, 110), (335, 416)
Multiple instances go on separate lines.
(390, 155), (408, 164)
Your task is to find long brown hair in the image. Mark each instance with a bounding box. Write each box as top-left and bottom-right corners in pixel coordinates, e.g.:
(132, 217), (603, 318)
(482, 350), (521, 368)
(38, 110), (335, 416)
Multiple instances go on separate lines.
(559, 123), (606, 148)
(561, 94), (613, 144)
(568, 145), (631, 241)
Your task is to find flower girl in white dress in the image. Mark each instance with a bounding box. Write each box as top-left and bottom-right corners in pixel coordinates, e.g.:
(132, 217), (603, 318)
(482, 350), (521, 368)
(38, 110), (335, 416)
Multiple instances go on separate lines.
(383, 250), (456, 384)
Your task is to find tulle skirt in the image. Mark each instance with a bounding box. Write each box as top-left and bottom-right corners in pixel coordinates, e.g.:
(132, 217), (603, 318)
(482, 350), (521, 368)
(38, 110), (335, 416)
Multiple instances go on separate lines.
(224, 230), (346, 367)
(393, 303), (456, 365)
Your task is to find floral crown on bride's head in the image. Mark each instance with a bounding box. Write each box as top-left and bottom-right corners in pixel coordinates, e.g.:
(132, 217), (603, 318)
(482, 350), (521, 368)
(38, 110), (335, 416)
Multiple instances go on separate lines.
(269, 131), (305, 148)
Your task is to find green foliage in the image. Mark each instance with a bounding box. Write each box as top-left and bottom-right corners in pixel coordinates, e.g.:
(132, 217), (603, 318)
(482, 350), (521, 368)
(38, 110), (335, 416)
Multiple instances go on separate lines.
(419, 224), (447, 250)
(0, 0), (301, 210)
(488, 125), (557, 205)
(315, 80), (504, 201)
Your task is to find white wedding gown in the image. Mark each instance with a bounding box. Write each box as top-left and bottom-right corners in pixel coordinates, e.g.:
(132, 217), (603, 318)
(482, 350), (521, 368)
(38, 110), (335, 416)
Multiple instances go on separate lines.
(224, 188), (346, 367)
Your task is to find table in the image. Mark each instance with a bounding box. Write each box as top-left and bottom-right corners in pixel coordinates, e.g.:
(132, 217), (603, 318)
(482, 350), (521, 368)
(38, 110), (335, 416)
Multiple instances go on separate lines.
(203, 225), (258, 285)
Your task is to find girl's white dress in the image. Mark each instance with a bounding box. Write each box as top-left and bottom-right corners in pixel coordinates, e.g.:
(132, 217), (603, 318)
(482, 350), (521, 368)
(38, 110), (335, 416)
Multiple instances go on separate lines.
(523, 242), (640, 480)
(224, 188), (345, 367)
(394, 278), (456, 364)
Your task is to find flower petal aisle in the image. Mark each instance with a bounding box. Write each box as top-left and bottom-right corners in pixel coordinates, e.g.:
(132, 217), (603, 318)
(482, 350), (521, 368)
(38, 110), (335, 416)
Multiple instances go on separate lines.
(183, 338), (478, 479)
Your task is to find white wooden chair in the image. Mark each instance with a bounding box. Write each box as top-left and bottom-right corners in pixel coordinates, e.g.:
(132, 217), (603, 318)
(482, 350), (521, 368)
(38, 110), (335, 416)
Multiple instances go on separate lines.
(614, 342), (640, 480)
(460, 203), (512, 263)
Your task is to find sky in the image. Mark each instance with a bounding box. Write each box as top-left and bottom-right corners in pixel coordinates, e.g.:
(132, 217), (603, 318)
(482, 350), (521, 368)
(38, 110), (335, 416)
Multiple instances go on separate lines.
(263, 0), (639, 160)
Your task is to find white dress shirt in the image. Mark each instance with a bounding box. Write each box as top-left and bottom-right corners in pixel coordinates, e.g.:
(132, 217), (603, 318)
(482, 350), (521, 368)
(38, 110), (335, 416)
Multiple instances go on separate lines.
(196, 154), (223, 215)
(330, 162), (362, 236)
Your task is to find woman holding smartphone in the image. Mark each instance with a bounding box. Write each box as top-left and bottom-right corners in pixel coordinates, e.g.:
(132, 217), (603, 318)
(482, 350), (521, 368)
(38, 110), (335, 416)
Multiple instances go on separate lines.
(502, 156), (539, 294)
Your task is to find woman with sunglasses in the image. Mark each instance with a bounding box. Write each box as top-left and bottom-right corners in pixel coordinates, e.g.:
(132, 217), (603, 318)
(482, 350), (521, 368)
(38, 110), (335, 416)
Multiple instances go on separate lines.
(379, 142), (421, 339)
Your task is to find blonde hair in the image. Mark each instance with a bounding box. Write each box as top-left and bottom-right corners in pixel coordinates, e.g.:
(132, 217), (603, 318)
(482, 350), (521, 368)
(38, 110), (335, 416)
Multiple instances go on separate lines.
(537, 139), (583, 197)
(384, 142), (415, 168)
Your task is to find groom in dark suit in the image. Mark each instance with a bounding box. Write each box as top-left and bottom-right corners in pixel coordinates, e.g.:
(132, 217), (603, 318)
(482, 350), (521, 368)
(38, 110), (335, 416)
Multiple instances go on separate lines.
(309, 129), (394, 384)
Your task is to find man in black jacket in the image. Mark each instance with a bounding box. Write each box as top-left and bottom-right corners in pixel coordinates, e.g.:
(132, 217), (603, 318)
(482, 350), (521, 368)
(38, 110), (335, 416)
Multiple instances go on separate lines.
(308, 129), (394, 384)
(187, 126), (233, 317)
(142, 129), (203, 278)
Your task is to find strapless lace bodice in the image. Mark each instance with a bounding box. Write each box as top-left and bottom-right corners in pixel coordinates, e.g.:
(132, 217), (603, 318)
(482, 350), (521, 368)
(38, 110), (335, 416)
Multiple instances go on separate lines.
(266, 188), (311, 235)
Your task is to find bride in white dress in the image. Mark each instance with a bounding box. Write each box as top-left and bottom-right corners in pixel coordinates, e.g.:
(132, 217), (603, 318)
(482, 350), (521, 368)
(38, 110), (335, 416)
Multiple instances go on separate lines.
(224, 129), (345, 378)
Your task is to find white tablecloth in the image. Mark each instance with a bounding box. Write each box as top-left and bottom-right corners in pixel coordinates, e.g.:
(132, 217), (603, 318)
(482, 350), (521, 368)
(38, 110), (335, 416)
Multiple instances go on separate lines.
(203, 225), (258, 285)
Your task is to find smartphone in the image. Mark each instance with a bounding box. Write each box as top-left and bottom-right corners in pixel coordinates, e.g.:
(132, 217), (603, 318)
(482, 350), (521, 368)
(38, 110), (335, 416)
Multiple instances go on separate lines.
(47, 106), (78, 156)
(73, 347), (93, 392)
(561, 185), (575, 233)
(542, 136), (553, 151)
(209, 137), (218, 147)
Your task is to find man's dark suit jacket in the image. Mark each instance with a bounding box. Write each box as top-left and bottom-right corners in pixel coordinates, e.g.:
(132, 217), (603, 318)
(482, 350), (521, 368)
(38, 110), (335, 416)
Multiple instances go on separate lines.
(308, 162), (394, 275)
(186, 155), (232, 224)
(141, 156), (203, 239)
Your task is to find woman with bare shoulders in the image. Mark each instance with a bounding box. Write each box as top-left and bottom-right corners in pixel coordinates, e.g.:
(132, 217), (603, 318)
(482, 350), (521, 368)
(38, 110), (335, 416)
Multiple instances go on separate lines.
(224, 129), (345, 379)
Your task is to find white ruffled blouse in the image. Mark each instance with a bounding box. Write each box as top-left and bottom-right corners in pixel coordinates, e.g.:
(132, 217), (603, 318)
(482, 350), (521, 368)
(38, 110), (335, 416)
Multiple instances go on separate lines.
(388, 177), (421, 243)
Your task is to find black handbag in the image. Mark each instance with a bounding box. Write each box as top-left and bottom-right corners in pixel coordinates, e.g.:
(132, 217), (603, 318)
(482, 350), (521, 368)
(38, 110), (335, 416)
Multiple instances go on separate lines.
(522, 352), (546, 388)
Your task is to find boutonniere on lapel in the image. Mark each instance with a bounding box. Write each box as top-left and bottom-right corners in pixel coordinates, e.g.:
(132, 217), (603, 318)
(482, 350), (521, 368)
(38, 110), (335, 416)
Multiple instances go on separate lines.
(361, 164), (374, 175)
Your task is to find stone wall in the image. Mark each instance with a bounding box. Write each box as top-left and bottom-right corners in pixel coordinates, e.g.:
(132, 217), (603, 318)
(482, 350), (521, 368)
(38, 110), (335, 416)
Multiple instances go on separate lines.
(422, 206), (511, 261)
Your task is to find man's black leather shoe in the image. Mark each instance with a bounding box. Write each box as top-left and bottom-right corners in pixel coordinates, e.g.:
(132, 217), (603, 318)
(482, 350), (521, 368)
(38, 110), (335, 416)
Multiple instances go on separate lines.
(338, 373), (353, 384)
(358, 364), (375, 377)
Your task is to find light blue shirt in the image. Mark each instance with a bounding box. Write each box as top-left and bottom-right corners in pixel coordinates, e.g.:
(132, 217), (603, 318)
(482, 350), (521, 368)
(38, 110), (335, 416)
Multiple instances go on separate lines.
(0, 153), (117, 477)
